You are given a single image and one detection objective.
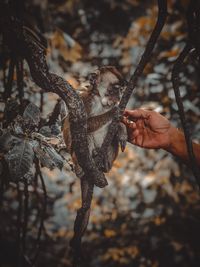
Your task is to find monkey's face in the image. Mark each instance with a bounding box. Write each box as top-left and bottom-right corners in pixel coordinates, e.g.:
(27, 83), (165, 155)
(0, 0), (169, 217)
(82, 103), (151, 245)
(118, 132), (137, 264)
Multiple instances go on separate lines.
(89, 68), (126, 108)
(98, 71), (120, 107)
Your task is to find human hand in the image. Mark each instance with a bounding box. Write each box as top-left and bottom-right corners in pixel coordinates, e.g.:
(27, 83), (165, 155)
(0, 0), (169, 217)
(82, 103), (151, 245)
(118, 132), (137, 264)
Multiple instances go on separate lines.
(122, 109), (174, 149)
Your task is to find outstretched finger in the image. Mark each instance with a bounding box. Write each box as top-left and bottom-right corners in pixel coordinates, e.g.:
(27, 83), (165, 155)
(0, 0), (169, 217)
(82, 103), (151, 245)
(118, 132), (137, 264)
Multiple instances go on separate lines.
(124, 109), (150, 119)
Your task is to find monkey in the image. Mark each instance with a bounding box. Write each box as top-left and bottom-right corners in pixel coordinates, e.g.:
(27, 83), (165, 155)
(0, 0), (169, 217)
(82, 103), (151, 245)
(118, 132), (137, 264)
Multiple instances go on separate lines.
(62, 66), (128, 257)
(62, 66), (128, 179)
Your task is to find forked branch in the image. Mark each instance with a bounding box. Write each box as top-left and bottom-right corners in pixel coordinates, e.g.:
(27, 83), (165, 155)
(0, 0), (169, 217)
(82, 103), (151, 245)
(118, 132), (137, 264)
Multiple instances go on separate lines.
(1, 11), (106, 188)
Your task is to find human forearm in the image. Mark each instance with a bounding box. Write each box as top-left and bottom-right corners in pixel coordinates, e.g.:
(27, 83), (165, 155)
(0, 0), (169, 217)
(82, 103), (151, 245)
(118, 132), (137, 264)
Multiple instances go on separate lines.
(122, 109), (200, 167)
(165, 126), (200, 166)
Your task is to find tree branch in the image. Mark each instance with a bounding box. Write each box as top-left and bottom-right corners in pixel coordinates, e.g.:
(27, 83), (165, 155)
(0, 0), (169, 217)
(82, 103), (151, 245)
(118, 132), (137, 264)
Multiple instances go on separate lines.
(187, 0), (200, 60)
(97, 0), (168, 160)
(172, 43), (200, 187)
(1, 14), (107, 188)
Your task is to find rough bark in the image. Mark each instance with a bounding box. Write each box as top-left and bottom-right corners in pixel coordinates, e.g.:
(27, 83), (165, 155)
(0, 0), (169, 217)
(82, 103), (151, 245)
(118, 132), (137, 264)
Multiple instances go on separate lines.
(1, 15), (107, 188)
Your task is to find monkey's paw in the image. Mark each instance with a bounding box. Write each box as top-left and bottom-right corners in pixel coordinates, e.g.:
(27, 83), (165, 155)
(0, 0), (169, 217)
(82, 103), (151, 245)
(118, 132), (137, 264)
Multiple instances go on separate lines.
(118, 123), (128, 152)
(92, 148), (112, 172)
(91, 169), (108, 188)
(119, 139), (127, 152)
(74, 164), (84, 178)
(92, 148), (104, 170)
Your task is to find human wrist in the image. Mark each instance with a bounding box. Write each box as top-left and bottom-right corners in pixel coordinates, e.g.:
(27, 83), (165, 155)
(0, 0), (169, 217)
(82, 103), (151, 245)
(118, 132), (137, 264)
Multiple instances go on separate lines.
(165, 126), (184, 154)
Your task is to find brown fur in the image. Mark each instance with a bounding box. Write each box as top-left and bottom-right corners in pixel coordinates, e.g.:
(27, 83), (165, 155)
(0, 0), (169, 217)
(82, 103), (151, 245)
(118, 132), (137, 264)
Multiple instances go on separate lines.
(99, 66), (123, 82)
(63, 66), (127, 176)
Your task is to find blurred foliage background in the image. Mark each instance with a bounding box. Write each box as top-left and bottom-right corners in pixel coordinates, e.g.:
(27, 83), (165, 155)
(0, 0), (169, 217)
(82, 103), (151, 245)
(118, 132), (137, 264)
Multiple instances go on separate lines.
(0, 0), (200, 267)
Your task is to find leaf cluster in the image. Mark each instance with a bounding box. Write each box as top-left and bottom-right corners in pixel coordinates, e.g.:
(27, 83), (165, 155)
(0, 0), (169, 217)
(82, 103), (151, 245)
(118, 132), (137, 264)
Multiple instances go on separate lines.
(0, 101), (65, 184)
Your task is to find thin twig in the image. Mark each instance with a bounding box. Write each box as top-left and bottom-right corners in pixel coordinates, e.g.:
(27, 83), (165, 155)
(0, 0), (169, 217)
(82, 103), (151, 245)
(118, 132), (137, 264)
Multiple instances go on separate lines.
(22, 180), (29, 253)
(16, 58), (24, 104)
(2, 38), (7, 89)
(4, 56), (15, 100)
(187, 0), (200, 59)
(187, 0), (200, 82)
(0, 174), (5, 209)
(172, 42), (200, 187)
(31, 160), (47, 266)
(17, 183), (23, 267)
(40, 91), (44, 112)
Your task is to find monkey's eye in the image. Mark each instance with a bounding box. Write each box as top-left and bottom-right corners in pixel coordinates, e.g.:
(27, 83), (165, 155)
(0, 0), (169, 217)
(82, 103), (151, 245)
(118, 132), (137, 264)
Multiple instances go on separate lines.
(110, 84), (120, 94)
(88, 73), (98, 86)
(108, 87), (119, 97)
(118, 80), (128, 93)
(120, 79), (128, 87)
(113, 84), (120, 89)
